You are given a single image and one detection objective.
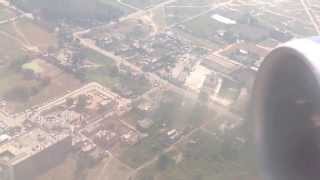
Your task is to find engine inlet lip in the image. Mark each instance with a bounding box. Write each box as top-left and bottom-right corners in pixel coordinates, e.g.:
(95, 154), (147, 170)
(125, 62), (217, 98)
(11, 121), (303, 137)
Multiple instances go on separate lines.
(251, 41), (320, 180)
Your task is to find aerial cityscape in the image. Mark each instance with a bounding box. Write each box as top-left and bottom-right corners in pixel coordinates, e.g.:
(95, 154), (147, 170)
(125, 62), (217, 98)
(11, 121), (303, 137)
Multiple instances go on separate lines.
(0, 0), (319, 180)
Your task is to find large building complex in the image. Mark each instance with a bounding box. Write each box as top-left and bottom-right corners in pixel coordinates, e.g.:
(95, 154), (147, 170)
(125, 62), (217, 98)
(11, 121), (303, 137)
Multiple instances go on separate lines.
(0, 128), (71, 180)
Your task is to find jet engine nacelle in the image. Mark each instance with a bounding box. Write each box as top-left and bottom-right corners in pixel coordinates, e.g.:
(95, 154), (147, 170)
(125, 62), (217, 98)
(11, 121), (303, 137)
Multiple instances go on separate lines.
(252, 37), (320, 180)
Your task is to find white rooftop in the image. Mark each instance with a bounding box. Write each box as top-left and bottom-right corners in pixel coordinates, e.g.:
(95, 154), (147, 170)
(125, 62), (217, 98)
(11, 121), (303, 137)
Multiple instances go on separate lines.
(211, 14), (237, 25)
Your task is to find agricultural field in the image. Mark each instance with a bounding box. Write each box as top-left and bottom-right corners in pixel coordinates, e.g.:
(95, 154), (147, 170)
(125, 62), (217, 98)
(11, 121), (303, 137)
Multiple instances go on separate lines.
(122, 0), (169, 9)
(85, 157), (133, 180)
(165, 5), (210, 25)
(135, 129), (258, 180)
(24, 59), (82, 108)
(0, 56), (81, 113)
(0, 32), (26, 62)
(98, 0), (136, 14)
(0, 17), (79, 112)
(0, 17), (58, 51)
(37, 154), (133, 180)
(12, 0), (134, 27)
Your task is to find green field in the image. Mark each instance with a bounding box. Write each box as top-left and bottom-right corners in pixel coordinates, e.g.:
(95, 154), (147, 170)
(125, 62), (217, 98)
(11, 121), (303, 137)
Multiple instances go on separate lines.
(22, 61), (43, 73)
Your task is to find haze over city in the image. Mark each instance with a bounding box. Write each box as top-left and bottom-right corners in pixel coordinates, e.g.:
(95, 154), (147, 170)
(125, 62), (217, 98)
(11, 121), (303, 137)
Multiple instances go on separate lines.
(0, 0), (319, 180)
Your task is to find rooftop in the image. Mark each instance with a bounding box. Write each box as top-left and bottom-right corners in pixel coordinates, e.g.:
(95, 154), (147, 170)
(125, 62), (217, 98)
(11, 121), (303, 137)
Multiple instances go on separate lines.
(0, 128), (69, 166)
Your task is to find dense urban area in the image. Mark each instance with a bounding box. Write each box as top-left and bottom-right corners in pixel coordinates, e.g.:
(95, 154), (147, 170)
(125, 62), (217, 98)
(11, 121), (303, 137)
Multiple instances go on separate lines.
(0, 0), (319, 180)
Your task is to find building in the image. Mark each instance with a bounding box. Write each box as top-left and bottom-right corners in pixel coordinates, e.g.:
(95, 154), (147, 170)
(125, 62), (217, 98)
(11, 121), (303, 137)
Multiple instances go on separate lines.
(0, 128), (71, 180)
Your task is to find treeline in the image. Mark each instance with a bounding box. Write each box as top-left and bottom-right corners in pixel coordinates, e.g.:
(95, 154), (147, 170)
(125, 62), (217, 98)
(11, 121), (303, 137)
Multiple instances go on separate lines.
(11, 0), (125, 25)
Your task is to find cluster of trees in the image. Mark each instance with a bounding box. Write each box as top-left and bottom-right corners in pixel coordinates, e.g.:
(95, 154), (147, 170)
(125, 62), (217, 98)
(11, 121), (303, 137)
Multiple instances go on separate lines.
(11, 0), (125, 25)
(4, 56), (51, 102)
(4, 76), (51, 102)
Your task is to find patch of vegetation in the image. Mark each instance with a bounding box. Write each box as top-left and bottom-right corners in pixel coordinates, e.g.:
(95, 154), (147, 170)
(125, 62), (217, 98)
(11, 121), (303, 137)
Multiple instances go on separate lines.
(22, 61), (43, 73)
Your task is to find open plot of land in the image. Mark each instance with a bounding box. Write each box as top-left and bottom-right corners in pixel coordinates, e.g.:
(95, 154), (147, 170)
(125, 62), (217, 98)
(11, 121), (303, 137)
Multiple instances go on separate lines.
(0, 30), (79, 113)
(98, 0), (136, 14)
(0, 17), (57, 51)
(135, 129), (258, 180)
(171, 0), (228, 6)
(175, 1), (319, 49)
(232, 0), (318, 36)
(122, 0), (169, 9)
(254, 9), (317, 37)
(13, 0), (134, 27)
(74, 48), (152, 98)
(36, 154), (132, 180)
(35, 156), (77, 180)
(2, 57), (82, 113)
(118, 132), (169, 169)
(86, 157), (133, 180)
(180, 7), (241, 45)
(165, 5), (210, 25)
(0, 5), (17, 21)
(0, 32), (26, 62)
(165, 0), (230, 25)
(119, 90), (215, 168)
(26, 60), (82, 107)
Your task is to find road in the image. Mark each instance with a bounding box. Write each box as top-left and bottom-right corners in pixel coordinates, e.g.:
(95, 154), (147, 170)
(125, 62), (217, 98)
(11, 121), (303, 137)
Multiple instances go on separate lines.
(300, 0), (320, 34)
(168, 0), (234, 28)
(4, 0), (242, 178)
(76, 35), (241, 120)
(73, 1), (243, 175)
(75, 37), (142, 72)
(73, 2), (241, 178)
(119, 0), (177, 22)
(73, 0), (177, 37)
(117, 0), (141, 11)
(73, 0), (240, 122)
